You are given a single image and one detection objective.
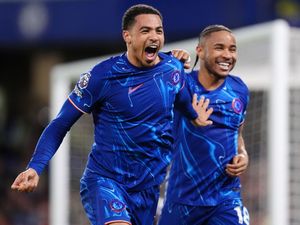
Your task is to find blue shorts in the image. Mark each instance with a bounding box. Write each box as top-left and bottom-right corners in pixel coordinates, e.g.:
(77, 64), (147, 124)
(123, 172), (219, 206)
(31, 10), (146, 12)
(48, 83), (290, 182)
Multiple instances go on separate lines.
(158, 199), (250, 225)
(80, 176), (160, 225)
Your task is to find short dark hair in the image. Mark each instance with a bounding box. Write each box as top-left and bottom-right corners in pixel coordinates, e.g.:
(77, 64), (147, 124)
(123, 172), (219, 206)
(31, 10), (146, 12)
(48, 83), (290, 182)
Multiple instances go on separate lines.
(122, 4), (163, 30)
(199, 24), (232, 44)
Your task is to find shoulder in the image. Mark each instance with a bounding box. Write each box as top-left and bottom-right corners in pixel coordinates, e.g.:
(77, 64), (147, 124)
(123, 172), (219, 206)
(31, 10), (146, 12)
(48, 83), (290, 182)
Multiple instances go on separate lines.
(91, 55), (122, 74)
(186, 70), (198, 80)
(227, 75), (250, 107)
(158, 52), (183, 68)
(228, 74), (249, 93)
(86, 55), (128, 83)
(185, 70), (198, 85)
(75, 55), (122, 90)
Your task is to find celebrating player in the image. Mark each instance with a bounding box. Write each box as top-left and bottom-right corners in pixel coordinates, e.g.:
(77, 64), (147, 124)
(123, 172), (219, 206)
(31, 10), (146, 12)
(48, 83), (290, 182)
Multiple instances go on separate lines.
(159, 25), (250, 225)
(11, 4), (212, 225)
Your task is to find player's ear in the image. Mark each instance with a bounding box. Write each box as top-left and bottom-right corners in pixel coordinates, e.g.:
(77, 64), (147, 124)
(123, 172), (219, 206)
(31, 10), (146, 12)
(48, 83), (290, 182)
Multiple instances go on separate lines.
(196, 44), (204, 60)
(123, 30), (131, 44)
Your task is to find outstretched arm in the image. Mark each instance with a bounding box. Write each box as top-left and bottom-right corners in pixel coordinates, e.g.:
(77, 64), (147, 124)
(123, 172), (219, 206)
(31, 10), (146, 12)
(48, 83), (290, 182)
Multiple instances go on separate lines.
(11, 99), (82, 192)
(226, 123), (249, 176)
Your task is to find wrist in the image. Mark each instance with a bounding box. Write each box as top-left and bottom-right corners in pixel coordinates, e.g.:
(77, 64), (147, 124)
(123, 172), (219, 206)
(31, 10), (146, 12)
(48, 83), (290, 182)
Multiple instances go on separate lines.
(239, 148), (248, 157)
(239, 153), (246, 158)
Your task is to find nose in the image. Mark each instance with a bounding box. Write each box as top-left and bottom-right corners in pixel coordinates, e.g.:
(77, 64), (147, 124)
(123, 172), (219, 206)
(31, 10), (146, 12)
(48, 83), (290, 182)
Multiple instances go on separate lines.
(149, 30), (159, 41)
(222, 49), (232, 59)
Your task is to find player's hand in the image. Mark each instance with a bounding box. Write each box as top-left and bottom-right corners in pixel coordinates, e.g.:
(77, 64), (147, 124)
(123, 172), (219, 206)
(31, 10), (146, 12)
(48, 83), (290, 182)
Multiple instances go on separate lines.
(171, 49), (191, 69)
(226, 153), (249, 177)
(191, 94), (213, 126)
(11, 168), (39, 192)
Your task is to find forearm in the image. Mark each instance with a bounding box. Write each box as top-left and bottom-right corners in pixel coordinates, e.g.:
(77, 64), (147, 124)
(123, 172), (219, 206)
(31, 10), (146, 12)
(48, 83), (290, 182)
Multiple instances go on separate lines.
(238, 132), (248, 157)
(174, 83), (198, 120)
(27, 120), (70, 174)
(27, 99), (82, 175)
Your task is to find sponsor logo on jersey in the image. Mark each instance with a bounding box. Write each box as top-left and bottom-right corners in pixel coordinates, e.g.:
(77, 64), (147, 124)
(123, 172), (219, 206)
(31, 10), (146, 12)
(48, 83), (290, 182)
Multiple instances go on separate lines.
(128, 83), (144, 94)
(171, 70), (180, 85)
(232, 98), (243, 114)
(78, 72), (91, 89)
(109, 199), (126, 213)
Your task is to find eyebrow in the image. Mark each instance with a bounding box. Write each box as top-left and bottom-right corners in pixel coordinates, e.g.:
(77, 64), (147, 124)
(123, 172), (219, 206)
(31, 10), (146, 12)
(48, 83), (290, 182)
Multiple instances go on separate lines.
(139, 25), (163, 30)
(213, 43), (236, 48)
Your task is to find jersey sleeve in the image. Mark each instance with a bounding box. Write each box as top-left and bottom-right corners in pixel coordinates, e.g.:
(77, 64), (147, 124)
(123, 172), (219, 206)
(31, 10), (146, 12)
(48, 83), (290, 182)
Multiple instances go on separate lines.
(174, 72), (198, 120)
(68, 63), (109, 114)
(237, 78), (250, 125)
(240, 90), (249, 125)
(27, 100), (82, 175)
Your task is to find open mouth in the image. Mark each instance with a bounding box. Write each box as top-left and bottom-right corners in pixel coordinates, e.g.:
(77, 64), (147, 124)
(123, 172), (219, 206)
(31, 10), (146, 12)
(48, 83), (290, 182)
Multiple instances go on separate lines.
(145, 45), (158, 61)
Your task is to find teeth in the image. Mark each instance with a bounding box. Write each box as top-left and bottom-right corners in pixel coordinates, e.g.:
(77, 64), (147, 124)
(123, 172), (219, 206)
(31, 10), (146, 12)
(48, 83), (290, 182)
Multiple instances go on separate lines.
(148, 44), (158, 48)
(218, 62), (230, 70)
(219, 62), (229, 66)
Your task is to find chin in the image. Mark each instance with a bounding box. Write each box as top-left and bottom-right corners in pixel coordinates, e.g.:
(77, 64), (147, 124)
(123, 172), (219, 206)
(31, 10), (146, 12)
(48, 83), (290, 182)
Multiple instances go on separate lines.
(213, 73), (228, 79)
(145, 59), (157, 66)
(221, 72), (229, 76)
(220, 73), (229, 78)
(217, 70), (230, 76)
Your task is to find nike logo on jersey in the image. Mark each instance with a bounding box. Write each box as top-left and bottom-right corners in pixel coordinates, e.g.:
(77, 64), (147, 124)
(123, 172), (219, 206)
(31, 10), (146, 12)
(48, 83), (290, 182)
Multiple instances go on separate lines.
(128, 83), (144, 94)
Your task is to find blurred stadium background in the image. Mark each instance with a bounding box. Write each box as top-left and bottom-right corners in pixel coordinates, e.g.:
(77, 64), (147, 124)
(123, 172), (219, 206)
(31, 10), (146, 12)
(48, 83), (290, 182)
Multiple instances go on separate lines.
(1, 1), (300, 225)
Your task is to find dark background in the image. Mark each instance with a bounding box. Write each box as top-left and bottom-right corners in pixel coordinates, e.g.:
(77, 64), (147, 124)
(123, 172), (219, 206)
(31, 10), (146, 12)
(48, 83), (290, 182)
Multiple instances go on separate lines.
(0, 0), (299, 224)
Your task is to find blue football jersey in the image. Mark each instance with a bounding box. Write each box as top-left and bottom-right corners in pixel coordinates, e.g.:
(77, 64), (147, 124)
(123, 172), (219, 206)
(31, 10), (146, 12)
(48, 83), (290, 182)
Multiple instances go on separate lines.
(69, 52), (190, 191)
(166, 70), (249, 206)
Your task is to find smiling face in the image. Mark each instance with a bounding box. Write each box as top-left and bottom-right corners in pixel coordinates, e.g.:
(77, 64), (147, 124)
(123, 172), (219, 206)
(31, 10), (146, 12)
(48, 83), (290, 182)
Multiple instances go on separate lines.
(197, 30), (237, 80)
(123, 14), (164, 67)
